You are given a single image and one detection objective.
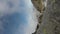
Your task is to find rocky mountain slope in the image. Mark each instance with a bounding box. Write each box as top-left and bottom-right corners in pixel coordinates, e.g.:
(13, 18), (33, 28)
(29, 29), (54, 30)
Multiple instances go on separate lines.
(31, 0), (44, 34)
(32, 0), (60, 34)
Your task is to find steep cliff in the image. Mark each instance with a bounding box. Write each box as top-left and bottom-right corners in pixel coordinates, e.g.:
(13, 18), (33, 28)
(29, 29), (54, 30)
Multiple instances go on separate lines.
(32, 0), (60, 34)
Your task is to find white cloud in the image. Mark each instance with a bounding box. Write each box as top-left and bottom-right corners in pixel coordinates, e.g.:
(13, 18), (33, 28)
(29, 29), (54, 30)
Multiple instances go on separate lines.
(0, 0), (40, 34)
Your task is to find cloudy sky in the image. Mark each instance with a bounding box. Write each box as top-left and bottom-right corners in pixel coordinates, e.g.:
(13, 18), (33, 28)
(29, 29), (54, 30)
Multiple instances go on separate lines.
(0, 0), (39, 34)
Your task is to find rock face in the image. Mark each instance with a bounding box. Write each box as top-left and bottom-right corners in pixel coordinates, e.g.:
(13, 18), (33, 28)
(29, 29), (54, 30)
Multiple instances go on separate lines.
(32, 0), (46, 34)
(32, 0), (60, 34)
(32, 0), (44, 13)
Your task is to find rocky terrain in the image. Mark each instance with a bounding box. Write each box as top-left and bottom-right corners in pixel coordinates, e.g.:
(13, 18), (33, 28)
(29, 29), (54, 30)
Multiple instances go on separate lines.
(31, 0), (45, 34)
(32, 0), (60, 34)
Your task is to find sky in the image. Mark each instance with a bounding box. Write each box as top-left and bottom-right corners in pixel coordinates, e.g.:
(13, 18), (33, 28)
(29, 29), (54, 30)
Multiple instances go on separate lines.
(0, 0), (40, 34)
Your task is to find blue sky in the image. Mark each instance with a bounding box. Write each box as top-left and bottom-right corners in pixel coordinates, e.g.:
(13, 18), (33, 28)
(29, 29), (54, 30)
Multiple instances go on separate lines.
(0, 0), (39, 34)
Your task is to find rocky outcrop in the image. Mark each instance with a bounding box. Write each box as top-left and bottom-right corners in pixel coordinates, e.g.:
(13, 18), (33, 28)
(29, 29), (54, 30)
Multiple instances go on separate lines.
(32, 0), (60, 34)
